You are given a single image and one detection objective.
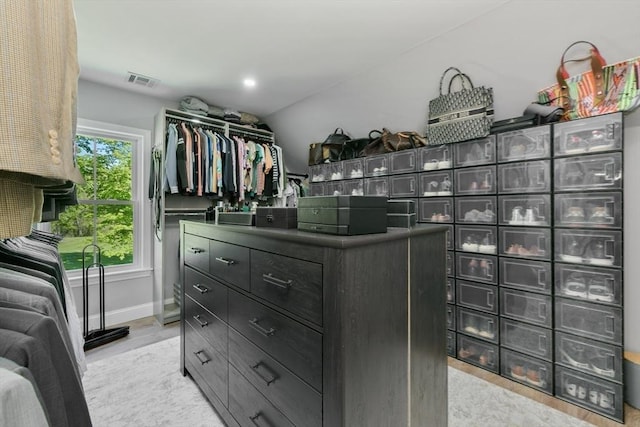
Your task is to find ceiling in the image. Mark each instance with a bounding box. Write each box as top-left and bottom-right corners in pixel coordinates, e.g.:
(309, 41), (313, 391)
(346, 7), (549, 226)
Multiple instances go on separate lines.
(74, 0), (510, 119)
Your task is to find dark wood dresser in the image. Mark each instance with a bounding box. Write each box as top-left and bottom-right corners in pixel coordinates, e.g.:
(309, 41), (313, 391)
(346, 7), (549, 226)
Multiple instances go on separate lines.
(179, 221), (448, 427)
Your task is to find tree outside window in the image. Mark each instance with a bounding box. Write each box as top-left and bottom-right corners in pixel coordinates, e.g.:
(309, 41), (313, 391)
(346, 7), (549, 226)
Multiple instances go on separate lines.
(52, 134), (134, 270)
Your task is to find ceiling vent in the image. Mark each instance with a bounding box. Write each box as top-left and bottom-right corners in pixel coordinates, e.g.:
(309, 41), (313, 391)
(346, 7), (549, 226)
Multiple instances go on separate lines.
(125, 71), (160, 88)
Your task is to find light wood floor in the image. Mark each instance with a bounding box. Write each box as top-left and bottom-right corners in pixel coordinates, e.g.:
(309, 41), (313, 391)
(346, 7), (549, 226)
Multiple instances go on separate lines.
(85, 317), (639, 426)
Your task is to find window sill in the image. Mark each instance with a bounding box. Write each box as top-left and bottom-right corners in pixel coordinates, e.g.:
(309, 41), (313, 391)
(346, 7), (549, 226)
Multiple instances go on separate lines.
(67, 266), (153, 288)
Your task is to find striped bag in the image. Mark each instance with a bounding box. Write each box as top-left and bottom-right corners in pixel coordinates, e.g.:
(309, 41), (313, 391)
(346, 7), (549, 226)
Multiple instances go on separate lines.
(537, 41), (640, 121)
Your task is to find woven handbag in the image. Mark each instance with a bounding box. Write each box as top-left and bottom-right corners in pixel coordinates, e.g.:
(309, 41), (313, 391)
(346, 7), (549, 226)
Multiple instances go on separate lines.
(426, 67), (494, 145)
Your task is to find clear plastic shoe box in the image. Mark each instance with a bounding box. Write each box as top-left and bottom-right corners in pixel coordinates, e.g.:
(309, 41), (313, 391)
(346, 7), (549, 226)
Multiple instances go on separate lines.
(447, 251), (455, 277)
(497, 160), (551, 194)
(419, 197), (453, 223)
(555, 331), (623, 383)
(324, 181), (343, 196)
(456, 225), (497, 254)
(447, 278), (455, 304)
(342, 179), (364, 196)
(498, 194), (551, 226)
(496, 125), (551, 163)
(447, 303), (456, 331)
(555, 366), (623, 422)
(419, 144), (452, 171)
(555, 263), (621, 306)
(364, 153), (390, 177)
(500, 227), (551, 260)
(309, 164), (327, 183)
(343, 158), (365, 179)
(419, 170), (453, 197)
(554, 192), (622, 229)
(554, 297), (622, 345)
(554, 152), (622, 192)
(457, 307), (499, 344)
(455, 196), (497, 224)
(457, 334), (499, 373)
(500, 317), (552, 361)
(455, 252), (497, 284)
(456, 280), (497, 314)
(453, 165), (496, 195)
(447, 330), (456, 357)
(554, 229), (622, 268)
(308, 182), (325, 196)
(453, 136), (496, 167)
(389, 150), (418, 174)
(501, 348), (553, 394)
(499, 258), (552, 295)
(364, 177), (388, 197)
(553, 112), (622, 157)
(327, 162), (344, 181)
(500, 288), (552, 328)
(389, 174), (418, 198)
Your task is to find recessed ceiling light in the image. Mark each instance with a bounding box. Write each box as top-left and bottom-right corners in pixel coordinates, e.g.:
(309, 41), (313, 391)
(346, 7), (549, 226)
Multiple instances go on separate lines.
(243, 78), (256, 88)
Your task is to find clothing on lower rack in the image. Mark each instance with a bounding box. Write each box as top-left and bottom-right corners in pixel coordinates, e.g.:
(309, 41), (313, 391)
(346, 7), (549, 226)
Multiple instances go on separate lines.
(0, 229), (91, 427)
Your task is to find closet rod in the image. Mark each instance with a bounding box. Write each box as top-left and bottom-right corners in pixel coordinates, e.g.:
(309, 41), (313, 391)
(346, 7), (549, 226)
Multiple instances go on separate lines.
(166, 113), (226, 130)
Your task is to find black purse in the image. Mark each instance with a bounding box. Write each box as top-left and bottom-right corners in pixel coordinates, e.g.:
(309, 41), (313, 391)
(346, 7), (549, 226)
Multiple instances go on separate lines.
(321, 128), (351, 162)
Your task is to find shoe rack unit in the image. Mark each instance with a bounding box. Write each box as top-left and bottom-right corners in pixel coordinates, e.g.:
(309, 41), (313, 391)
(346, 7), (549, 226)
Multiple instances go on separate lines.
(307, 112), (625, 422)
(551, 114), (624, 422)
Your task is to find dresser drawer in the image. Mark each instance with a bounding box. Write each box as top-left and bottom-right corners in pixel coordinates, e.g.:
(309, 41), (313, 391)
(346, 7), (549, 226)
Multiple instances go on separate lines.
(209, 239), (250, 291)
(184, 266), (228, 322)
(184, 322), (228, 407)
(229, 329), (321, 427)
(184, 295), (227, 356)
(251, 250), (323, 326)
(229, 364), (295, 427)
(184, 233), (210, 272)
(228, 290), (323, 392)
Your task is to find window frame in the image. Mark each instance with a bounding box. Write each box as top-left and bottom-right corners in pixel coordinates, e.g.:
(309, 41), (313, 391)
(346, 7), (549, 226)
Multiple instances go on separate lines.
(64, 118), (152, 282)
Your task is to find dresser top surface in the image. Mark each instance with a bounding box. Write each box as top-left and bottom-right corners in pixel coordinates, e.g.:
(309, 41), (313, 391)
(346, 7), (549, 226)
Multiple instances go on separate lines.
(181, 220), (447, 249)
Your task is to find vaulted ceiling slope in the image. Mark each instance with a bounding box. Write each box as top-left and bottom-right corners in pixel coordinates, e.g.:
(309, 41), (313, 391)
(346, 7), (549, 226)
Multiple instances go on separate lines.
(74, 0), (511, 117)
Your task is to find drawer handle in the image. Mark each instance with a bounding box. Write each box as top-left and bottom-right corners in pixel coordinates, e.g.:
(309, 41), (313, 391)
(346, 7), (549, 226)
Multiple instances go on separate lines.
(249, 318), (276, 337)
(193, 314), (208, 328)
(262, 273), (292, 290)
(251, 361), (278, 386)
(188, 247), (205, 254)
(192, 283), (209, 294)
(249, 412), (274, 427)
(215, 256), (235, 266)
(193, 350), (210, 365)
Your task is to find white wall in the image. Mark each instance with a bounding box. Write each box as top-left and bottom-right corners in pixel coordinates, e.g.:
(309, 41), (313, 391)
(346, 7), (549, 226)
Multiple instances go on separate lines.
(76, 0), (640, 351)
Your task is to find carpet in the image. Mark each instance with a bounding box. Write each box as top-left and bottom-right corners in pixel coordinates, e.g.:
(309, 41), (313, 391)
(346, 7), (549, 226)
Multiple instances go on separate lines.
(83, 336), (593, 427)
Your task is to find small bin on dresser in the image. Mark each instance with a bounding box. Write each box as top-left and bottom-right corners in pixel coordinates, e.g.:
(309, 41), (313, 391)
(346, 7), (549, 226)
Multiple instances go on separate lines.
(297, 195), (388, 235)
(256, 207), (298, 229)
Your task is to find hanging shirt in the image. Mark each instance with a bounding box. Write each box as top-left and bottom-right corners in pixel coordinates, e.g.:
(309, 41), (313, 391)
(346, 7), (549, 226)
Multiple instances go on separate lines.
(164, 123), (179, 194)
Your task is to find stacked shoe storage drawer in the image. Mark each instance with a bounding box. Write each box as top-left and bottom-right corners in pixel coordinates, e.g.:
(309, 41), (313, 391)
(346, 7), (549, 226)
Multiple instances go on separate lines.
(179, 221), (448, 427)
(309, 112), (625, 422)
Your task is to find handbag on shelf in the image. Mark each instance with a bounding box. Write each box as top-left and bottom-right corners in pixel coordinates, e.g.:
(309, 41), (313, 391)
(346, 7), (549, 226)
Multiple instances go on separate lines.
(381, 128), (428, 152)
(321, 127), (351, 162)
(426, 67), (494, 145)
(308, 142), (324, 166)
(339, 137), (371, 160)
(537, 40), (640, 121)
(361, 130), (386, 157)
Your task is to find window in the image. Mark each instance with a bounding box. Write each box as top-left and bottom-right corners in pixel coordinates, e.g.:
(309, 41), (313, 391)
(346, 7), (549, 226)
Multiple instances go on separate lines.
(50, 119), (148, 273)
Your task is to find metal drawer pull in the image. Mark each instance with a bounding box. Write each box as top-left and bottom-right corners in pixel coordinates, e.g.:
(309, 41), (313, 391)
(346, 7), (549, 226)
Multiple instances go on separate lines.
(192, 283), (209, 294)
(251, 361), (278, 386)
(215, 256), (235, 266)
(249, 412), (274, 427)
(262, 273), (292, 290)
(193, 350), (210, 365)
(249, 318), (275, 337)
(193, 314), (208, 328)
(188, 247), (204, 254)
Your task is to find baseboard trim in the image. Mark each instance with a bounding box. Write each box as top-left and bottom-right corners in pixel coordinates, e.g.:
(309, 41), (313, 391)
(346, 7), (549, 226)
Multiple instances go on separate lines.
(82, 302), (154, 330)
